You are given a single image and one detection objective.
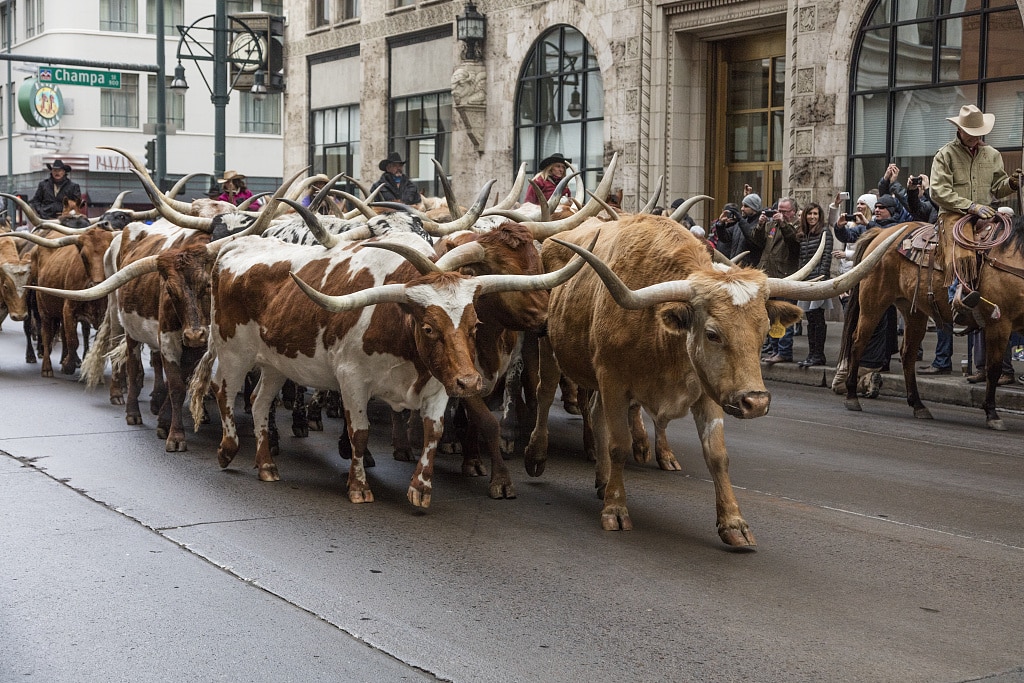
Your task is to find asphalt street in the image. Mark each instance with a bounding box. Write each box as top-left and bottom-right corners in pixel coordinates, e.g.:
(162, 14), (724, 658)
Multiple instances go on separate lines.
(2, 324), (1024, 683)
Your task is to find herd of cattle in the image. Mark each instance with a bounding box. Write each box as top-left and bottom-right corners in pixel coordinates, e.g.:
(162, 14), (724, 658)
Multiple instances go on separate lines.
(6, 146), (1021, 549)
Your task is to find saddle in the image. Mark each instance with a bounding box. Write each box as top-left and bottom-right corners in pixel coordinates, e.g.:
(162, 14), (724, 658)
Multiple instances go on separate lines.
(897, 223), (942, 270)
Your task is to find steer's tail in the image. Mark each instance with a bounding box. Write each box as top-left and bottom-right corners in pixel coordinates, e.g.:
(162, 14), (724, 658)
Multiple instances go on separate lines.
(79, 314), (113, 387)
(189, 348), (216, 431)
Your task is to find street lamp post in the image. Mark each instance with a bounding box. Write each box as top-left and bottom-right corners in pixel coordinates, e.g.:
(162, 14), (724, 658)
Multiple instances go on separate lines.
(168, 0), (266, 194)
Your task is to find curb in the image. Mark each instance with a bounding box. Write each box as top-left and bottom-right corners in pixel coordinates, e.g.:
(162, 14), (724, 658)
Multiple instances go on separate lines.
(761, 362), (1024, 414)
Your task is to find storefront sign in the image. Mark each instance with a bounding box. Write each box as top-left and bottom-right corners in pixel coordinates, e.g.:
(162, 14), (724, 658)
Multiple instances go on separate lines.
(18, 78), (63, 128)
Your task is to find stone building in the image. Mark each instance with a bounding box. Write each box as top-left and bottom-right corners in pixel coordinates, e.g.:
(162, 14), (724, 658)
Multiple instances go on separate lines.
(284, 0), (1024, 221)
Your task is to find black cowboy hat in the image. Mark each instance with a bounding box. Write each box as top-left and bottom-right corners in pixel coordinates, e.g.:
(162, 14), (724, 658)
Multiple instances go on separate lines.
(378, 152), (407, 172)
(46, 159), (72, 172)
(538, 153), (572, 170)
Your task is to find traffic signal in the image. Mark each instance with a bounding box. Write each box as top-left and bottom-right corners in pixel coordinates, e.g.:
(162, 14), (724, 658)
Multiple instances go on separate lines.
(144, 138), (156, 174)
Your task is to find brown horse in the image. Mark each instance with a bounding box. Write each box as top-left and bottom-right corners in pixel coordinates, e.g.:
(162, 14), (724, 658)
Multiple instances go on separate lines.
(839, 217), (1024, 430)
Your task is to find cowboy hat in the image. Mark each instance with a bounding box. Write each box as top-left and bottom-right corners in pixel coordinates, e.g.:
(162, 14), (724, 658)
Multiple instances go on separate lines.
(46, 159), (72, 172)
(217, 170), (246, 184)
(378, 152), (406, 171)
(538, 153), (572, 170)
(946, 104), (995, 137)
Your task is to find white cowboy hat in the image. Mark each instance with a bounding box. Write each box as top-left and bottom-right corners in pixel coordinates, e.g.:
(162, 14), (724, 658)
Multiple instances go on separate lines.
(946, 104), (995, 137)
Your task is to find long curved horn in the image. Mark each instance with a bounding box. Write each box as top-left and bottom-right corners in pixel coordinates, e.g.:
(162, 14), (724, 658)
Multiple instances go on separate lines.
(476, 233), (600, 295)
(290, 274), (409, 312)
(767, 224), (910, 301)
(1, 192), (45, 226)
(110, 190), (131, 209)
(491, 163), (527, 211)
(0, 231), (80, 248)
(98, 145), (194, 213)
(784, 233), (827, 281)
(565, 161), (587, 207)
(237, 191), (271, 211)
(342, 174), (374, 199)
(516, 153), (619, 240)
(711, 248), (734, 267)
(432, 158), (464, 220)
(587, 190), (620, 221)
(276, 197), (343, 248)
(549, 236), (695, 308)
(27, 255), (160, 300)
(482, 209), (533, 223)
(307, 173), (346, 213)
(547, 170), (580, 215)
(167, 172), (213, 199)
(342, 185), (382, 220)
(669, 194), (713, 224)
(131, 168), (215, 231)
(337, 191), (376, 220)
(641, 175), (665, 214)
(526, 180), (552, 221)
(37, 220), (90, 235)
(363, 240), (485, 275)
(418, 180), (496, 236)
(730, 251), (749, 265)
(237, 167), (309, 237)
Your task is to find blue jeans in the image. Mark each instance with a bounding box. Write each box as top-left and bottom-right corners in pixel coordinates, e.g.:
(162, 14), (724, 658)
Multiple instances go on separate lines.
(932, 324), (953, 370)
(776, 324), (794, 359)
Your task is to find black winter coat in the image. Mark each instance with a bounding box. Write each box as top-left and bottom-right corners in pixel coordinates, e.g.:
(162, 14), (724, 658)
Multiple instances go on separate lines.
(797, 228), (834, 280)
(371, 172), (421, 205)
(29, 176), (82, 219)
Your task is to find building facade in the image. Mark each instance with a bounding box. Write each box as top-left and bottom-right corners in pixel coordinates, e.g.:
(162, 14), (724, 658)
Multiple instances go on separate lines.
(284, 0), (1024, 223)
(0, 0), (283, 212)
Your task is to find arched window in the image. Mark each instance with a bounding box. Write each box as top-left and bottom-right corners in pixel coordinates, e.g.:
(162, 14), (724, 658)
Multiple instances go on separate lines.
(514, 26), (604, 192)
(849, 0), (1024, 198)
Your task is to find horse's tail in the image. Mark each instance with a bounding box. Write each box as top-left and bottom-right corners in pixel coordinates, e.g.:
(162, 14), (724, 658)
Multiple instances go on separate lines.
(189, 348), (216, 431)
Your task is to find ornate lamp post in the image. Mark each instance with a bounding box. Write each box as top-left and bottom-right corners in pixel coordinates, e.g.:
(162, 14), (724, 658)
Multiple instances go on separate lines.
(167, 1), (266, 192)
(456, 3), (487, 62)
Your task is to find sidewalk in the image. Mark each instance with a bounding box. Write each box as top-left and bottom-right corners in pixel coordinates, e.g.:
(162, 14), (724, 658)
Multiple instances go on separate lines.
(761, 319), (1024, 414)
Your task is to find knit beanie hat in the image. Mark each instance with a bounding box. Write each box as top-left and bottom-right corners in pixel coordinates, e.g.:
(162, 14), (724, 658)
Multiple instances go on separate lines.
(875, 194), (899, 213)
(857, 193), (877, 212)
(741, 193), (762, 212)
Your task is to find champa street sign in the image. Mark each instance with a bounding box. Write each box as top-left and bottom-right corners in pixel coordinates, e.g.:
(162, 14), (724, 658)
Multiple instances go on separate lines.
(38, 67), (121, 89)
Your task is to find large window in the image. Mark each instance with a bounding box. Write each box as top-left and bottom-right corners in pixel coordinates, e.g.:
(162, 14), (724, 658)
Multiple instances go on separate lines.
(25, 0), (42, 38)
(341, 0), (359, 21)
(849, 0), (1024, 198)
(514, 26), (604, 193)
(240, 92), (281, 134)
(313, 0), (331, 27)
(0, 2), (14, 48)
(146, 0), (182, 34)
(147, 75), (184, 130)
(101, 73), (138, 128)
(389, 91), (451, 196)
(100, 0), (137, 32)
(311, 105), (360, 194)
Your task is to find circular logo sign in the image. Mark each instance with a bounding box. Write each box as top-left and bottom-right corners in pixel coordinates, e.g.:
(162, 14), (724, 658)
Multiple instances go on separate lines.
(18, 78), (63, 128)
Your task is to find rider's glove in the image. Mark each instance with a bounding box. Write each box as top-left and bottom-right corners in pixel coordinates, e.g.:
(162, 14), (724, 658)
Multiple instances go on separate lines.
(967, 202), (996, 219)
(1010, 169), (1022, 190)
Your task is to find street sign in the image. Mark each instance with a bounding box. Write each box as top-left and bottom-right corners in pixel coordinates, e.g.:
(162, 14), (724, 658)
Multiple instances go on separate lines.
(38, 66), (121, 89)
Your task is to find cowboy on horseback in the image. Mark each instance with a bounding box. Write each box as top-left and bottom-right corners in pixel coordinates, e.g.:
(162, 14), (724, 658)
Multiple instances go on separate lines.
(929, 104), (1021, 329)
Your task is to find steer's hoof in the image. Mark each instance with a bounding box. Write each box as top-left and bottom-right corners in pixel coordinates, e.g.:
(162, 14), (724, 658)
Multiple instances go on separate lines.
(462, 457), (486, 477)
(41, 369), (53, 378)
(257, 464), (280, 482)
(292, 425), (309, 438)
(392, 448), (415, 462)
(348, 488), (374, 504)
(657, 452), (682, 471)
(719, 525), (757, 549)
(407, 487), (431, 508)
(913, 407), (934, 420)
(110, 396), (125, 406)
(156, 426), (168, 439)
(126, 415), (143, 426)
(488, 479), (516, 500)
(165, 439), (187, 453)
(600, 506), (633, 531)
(217, 449), (237, 468)
(987, 418), (1007, 431)
(309, 419), (323, 432)
(844, 397), (863, 411)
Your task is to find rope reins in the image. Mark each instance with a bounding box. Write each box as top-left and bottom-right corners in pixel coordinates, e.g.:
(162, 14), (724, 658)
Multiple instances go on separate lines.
(950, 212), (1013, 288)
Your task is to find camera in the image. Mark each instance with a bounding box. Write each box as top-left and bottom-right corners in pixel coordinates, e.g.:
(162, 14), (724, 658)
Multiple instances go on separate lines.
(908, 175), (922, 188)
(762, 208), (778, 218)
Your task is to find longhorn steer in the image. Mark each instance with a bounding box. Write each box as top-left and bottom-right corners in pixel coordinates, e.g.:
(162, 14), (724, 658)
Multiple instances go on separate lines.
(0, 222), (31, 329)
(188, 226), (589, 508)
(524, 215), (906, 547)
(10, 227), (115, 377)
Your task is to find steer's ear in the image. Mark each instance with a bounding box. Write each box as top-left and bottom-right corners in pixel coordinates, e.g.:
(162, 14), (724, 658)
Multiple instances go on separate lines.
(766, 300), (803, 329)
(656, 301), (695, 335)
